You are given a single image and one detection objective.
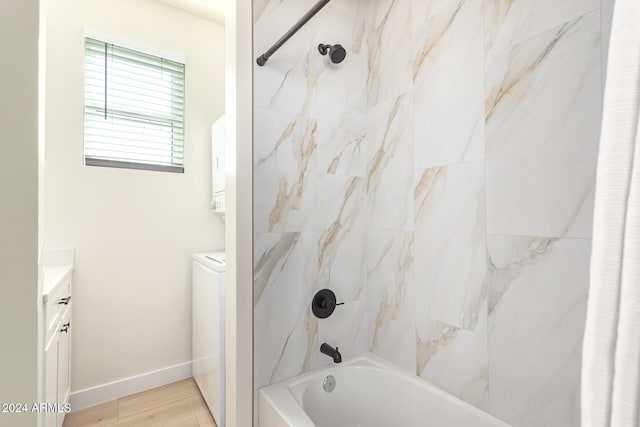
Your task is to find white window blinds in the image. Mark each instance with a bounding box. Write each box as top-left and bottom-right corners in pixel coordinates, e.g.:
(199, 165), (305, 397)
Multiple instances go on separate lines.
(84, 37), (185, 173)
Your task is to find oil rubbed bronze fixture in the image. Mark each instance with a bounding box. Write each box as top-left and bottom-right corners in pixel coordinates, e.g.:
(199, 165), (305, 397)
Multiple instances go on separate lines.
(320, 343), (342, 364)
(318, 43), (347, 64)
(311, 288), (343, 319)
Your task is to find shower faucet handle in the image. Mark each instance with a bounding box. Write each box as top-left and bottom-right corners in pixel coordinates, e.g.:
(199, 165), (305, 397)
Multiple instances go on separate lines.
(312, 289), (343, 319)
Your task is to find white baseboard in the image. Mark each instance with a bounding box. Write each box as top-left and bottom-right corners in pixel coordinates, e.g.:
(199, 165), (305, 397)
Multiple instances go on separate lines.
(69, 361), (192, 411)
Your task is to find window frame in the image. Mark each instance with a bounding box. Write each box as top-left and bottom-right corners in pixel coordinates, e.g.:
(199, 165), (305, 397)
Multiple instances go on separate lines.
(83, 30), (186, 174)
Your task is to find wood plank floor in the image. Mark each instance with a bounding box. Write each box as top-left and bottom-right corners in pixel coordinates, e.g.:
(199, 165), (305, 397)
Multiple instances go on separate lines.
(63, 379), (217, 427)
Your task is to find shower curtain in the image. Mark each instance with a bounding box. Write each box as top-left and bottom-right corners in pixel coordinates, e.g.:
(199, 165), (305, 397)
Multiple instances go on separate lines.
(581, 0), (640, 426)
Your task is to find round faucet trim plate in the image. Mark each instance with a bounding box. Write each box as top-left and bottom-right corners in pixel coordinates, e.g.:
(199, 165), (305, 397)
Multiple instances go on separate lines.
(312, 289), (338, 318)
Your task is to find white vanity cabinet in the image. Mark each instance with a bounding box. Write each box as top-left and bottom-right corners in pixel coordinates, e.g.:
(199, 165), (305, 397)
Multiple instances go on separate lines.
(42, 265), (73, 427)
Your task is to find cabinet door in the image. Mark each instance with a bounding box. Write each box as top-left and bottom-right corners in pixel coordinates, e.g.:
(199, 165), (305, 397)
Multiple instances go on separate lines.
(44, 333), (59, 427)
(57, 312), (71, 427)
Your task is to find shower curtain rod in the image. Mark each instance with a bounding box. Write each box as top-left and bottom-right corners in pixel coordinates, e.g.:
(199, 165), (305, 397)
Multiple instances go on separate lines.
(256, 0), (332, 66)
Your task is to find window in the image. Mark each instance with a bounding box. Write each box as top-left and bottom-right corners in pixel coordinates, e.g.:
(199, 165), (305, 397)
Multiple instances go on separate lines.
(84, 37), (185, 173)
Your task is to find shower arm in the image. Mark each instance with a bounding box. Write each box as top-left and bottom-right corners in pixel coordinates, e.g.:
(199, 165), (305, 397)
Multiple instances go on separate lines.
(256, 0), (332, 66)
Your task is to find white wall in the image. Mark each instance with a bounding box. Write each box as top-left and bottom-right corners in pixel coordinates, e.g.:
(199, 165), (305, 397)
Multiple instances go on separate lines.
(43, 0), (225, 393)
(0, 1), (41, 426)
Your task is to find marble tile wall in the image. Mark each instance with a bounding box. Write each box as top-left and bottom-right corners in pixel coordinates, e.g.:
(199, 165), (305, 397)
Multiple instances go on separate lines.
(483, 5), (601, 425)
(485, 12), (601, 239)
(408, 0), (491, 414)
(252, 0), (371, 411)
(367, 230), (416, 372)
(253, 0), (601, 426)
(487, 236), (591, 427)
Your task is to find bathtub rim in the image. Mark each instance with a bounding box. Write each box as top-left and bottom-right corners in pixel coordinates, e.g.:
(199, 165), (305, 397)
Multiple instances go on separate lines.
(259, 351), (510, 427)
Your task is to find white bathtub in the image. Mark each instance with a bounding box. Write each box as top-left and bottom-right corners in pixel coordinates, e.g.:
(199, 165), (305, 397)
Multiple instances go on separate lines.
(260, 352), (510, 427)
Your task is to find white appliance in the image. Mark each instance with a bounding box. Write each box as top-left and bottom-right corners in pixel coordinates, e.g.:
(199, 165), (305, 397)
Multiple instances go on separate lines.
(192, 252), (226, 427)
(211, 116), (226, 214)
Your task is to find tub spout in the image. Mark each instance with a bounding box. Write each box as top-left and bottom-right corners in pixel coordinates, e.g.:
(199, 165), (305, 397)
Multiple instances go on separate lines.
(320, 343), (342, 363)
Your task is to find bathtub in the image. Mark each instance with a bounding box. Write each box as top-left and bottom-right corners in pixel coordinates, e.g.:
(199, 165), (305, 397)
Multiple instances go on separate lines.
(260, 352), (510, 427)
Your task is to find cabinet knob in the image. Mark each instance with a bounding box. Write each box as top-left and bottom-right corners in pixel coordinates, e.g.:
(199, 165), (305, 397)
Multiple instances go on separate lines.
(60, 321), (71, 333)
(57, 296), (71, 305)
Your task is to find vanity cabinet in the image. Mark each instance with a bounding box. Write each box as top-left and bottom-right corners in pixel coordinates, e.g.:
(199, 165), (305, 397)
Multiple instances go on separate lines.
(42, 266), (72, 427)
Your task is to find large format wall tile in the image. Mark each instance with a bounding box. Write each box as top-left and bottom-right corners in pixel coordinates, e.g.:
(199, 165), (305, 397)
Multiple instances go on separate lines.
(485, 11), (601, 239)
(308, 225), (367, 304)
(316, 0), (368, 177)
(414, 161), (487, 333)
(254, 2), (601, 425)
(317, 101), (367, 177)
(367, 94), (415, 231)
(253, 0), (373, 400)
(254, 108), (318, 233)
(317, 174), (367, 233)
(311, 226), (367, 299)
(318, 297), (369, 368)
(484, 0), (599, 55)
(412, 0), (485, 169)
(312, 175), (367, 301)
(416, 318), (489, 410)
(254, 0), (319, 116)
(365, 0), (413, 106)
(254, 233), (318, 390)
(367, 231), (416, 373)
(411, 0), (465, 21)
(487, 235), (591, 427)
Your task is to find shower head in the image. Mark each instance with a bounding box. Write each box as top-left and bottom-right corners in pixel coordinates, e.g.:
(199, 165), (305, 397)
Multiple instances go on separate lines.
(318, 43), (346, 64)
